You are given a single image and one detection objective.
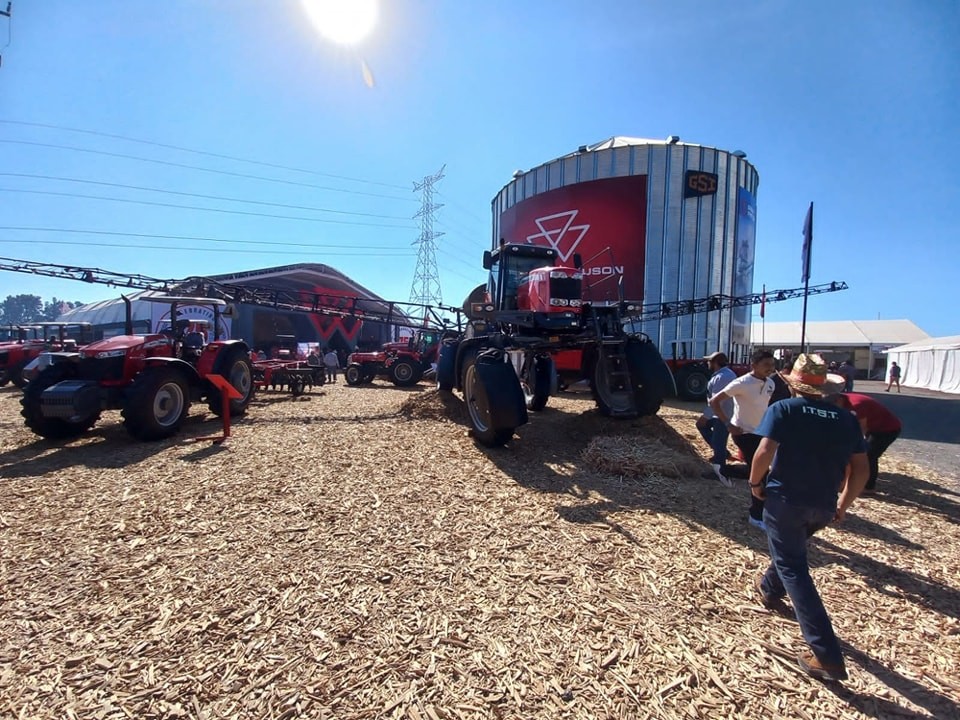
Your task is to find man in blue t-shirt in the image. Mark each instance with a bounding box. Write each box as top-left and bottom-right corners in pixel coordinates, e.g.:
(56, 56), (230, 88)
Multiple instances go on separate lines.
(749, 354), (868, 683)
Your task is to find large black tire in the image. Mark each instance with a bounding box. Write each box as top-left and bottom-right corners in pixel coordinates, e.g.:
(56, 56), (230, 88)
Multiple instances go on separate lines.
(21, 364), (101, 440)
(389, 358), (423, 387)
(0, 370), (8, 387)
(436, 338), (457, 392)
(675, 363), (710, 401)
(9, 362), (28, 389)
(462, 348), (528, 447)
(208, 348), (255, 417)
(345, 363), (364, 386)
(591, 344), (636, 416)
(521, 353), (554, 411)
(122, 366), (191, 441)
(626, 337), (672, 417)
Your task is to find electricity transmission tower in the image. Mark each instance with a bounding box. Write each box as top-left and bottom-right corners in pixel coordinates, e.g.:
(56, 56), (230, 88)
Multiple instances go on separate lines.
(409, 165), (445, 309)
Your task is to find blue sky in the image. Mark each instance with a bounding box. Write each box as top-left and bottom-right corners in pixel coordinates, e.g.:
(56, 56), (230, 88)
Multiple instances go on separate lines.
(1, 0), (958, 336)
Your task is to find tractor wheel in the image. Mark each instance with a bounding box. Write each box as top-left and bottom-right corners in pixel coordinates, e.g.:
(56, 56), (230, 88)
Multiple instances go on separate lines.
(461, 352), (516, 447)
(21, 365), (100, 440)
(290, 375), (306, 397)
(208, 348), (255, 417)
(591, 344), (635, 417)
(675, 363), (710, 401)
(345, 363), (364, 386)
(0, 370), (8, 387)
(389, 359), (423, 387)
(626, 337), (672, 417)
(521, 353), (554, 411)
(10, 362), (28, 389)
(122, 366), (191, 441)
(361, 364), (378, 383)
(435, 338), (457, 392)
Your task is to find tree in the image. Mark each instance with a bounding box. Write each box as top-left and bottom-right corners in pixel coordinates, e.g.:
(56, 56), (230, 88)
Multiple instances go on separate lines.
(42, 298), (83, 321)
(0, 294), (44, 324)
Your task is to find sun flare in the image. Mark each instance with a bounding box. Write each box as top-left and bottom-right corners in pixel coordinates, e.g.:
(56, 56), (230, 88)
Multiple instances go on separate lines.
(301, 0), (379, 46)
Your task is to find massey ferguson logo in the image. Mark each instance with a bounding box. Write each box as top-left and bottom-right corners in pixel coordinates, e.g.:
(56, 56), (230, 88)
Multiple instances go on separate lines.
(526, 210), (590, 263)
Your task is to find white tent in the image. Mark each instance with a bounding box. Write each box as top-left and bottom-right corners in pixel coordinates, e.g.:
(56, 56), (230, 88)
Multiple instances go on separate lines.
(885, 335), (960, 394)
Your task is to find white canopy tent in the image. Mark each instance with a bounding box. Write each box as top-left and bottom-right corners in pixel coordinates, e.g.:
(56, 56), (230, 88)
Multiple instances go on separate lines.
(885, 335), (960, 394)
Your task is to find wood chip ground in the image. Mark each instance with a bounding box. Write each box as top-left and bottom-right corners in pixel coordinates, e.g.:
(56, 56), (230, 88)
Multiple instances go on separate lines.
(0, 382), (958, 719)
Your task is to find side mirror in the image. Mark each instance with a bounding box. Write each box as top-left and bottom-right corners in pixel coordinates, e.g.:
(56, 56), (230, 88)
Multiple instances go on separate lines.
(482, 250), (493, 270)
(573, 253), (583, 269)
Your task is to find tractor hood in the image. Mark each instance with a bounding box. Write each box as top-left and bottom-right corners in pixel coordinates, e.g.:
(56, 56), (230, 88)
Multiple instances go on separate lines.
(80, 334), (173, 358)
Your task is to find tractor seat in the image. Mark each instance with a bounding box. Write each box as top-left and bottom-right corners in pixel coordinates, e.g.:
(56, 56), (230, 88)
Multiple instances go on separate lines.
(183, 331), (205, 349)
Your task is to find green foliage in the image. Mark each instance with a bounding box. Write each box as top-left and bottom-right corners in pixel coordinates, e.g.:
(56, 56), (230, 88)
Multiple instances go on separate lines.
(0, 295), (83, 324)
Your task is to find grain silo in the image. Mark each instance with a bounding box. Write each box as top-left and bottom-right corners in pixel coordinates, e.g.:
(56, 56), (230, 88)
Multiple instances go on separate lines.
(491, 136), (760, 361)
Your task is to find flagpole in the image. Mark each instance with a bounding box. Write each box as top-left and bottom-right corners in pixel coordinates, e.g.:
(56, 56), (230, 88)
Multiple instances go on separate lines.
(800, 202), (813, 353)
(762, 283), (766, 347)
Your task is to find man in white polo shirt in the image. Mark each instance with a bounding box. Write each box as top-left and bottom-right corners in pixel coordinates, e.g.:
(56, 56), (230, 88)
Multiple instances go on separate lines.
(709, 349), (777, 531)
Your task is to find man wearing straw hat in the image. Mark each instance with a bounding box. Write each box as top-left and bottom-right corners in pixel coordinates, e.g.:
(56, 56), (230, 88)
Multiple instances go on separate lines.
(749, 353), (869, 682)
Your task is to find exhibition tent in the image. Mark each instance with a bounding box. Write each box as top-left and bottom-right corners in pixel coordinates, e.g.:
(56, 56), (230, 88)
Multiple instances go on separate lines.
(885, 335), (960, 394)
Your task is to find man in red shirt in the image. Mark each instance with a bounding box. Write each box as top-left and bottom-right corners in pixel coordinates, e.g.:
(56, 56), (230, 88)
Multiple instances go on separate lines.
(835, 393), (902, 492)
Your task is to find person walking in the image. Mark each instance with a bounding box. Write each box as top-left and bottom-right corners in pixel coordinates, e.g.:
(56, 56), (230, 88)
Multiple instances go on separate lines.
(886, 361), (901, 392)
(696, 352), (737, 487)
(709, 349), (777, 530)
(834, 393), (901, 493)
(323, 348), (340, 383)
(839, 360), (856, 393)
(750, 353), (868, 682)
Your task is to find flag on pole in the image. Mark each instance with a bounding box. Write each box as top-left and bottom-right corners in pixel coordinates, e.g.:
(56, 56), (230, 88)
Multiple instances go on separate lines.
(760, 284), (766, 318)
(801, 202), (813, 282)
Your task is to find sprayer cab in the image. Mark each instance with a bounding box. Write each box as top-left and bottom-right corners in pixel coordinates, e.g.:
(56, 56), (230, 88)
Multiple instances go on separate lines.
(473, 243), (583, 331)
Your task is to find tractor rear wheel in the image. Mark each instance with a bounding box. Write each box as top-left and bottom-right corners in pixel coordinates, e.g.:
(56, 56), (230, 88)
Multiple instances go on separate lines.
(389, 358), (423, 387)
(122, 366), (191, 441)
(462, 352), (516, 447)
(675, 363), (710, 401)
(21, 364), (101, 440)
(0, 370), (8, 387)
(345, 363), (364, 386)
(521, 353), (554, 411)
(208, 348), (255, 417)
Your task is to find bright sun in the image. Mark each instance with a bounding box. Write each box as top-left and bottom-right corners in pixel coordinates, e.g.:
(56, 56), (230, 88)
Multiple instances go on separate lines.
(301, 0), (379, 46)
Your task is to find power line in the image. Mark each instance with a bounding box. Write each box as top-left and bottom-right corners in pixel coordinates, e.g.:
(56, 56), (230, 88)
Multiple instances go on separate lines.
(436, 190), (490, 226)
(0, 226), (406, 251)
(0, 237), (413, 257)
(0, 119), (411, 190)
(0, 187), (418, 228)
(1, 173), (414, 221)
(0, 139), (417, 202)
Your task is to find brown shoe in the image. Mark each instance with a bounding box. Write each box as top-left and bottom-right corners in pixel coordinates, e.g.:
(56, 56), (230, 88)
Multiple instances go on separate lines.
(754, 576), (776, 609)
(798, 652), (848, 682)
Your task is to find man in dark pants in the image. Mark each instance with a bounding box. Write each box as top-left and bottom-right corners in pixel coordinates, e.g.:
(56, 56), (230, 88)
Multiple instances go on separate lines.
(750, 354), (868, 682)
(709, 350), (777, 531)
(696, 352), (737, 487)
(835, 393), (902, 492)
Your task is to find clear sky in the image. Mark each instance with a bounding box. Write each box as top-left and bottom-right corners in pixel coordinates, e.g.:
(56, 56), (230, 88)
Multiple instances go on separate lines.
(1, 0), (958, 336)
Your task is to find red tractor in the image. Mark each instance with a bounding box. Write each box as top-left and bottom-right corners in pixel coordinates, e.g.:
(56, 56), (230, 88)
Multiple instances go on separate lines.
(435, 243), (672, 446)
(20, 296), (254, 441)
(0, 322), (93, 389)
(344, 329), (445, 387)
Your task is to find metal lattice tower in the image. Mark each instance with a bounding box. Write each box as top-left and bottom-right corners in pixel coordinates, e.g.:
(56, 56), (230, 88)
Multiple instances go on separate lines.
(409, 165), (446, 308)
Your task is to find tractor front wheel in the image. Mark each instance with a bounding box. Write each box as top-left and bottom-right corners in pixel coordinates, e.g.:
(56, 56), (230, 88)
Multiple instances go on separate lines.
(208, 348), (255, 417)
(345, 363), (364, 386)
(675, 363), (710, 401)
(389, 359), (423, 387)
(21, 365), (101, 440)
(122, 366), (191, 441)
(521, 353), (554, 411)
(462, 353), (517, 447)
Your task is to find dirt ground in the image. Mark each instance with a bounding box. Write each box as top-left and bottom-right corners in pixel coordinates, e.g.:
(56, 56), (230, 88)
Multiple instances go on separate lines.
(0, 381), (958, 719)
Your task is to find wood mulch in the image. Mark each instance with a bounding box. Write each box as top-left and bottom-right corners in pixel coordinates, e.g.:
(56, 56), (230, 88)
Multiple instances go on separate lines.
(0, 382), (957, 719)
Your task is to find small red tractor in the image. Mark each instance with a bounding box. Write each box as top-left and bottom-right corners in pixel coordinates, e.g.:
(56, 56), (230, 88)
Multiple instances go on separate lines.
(20, 296), (254, 441)
(344, 329), (444, 387)
(251, 334), (327, 396)
(0, 322), (93, 389)
(435, 243), (673, 446)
